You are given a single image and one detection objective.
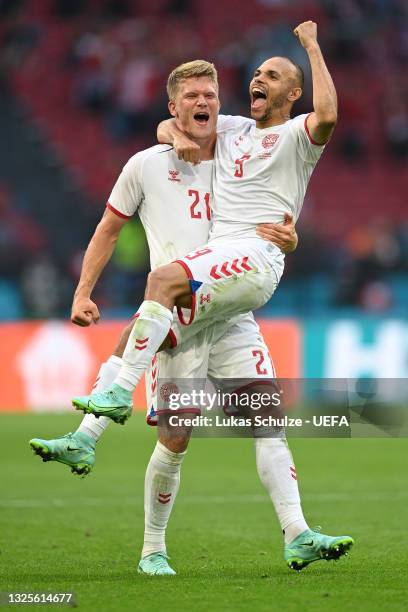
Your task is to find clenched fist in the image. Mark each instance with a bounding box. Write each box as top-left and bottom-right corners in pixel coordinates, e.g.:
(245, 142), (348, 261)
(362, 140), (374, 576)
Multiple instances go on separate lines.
(294, 21), (318, 50)
(71, 296), (100, 327)
(173, 133), (201, 164)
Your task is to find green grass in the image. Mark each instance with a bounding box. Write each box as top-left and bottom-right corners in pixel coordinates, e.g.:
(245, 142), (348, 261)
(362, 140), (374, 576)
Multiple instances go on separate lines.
(1, 413), (407, 611)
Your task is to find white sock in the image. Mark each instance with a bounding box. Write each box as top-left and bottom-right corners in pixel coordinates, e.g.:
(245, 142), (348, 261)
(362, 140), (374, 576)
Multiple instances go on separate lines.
(142, 441), (186, 558)
(255, 437), (309, 544)
(115, 301), (173, 392)
(76, 355), (123, 441)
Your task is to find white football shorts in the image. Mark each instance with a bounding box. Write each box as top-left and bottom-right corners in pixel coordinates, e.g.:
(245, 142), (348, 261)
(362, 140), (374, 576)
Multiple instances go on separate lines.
(145, 311), (276, 425)
(170, 237), (284, 346)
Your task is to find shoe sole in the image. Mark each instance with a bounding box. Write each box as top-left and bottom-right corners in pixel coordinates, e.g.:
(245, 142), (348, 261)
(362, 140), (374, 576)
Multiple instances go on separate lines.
(72, 399), (131, 425)
(137, 567), (176, 576)
(29, 441), (92, 477)
(288, 538), (354, 571)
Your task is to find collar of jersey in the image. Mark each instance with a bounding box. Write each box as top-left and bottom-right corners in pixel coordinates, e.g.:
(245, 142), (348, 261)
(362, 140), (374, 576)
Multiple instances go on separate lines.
(253, 119), (290, 134)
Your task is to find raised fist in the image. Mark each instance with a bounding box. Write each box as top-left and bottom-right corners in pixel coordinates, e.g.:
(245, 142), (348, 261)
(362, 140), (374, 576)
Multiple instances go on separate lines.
(294, 21), (318, 49)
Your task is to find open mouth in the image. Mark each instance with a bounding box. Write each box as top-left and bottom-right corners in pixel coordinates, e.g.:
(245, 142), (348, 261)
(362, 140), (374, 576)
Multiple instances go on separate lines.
(251, 87), (267, 110)
(194, 112), (210, 125)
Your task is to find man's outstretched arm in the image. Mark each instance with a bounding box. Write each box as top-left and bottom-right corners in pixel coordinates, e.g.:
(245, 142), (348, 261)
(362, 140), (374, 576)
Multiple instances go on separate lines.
(157, 119), (201, 164)
(71, 208), (127, 326)
(294, 21), (337, 144)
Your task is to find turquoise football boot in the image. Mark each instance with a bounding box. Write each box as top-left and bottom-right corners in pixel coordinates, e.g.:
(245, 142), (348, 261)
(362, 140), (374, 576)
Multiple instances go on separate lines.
(72, 383), (133, 425)
(138, 553), (176, 576)
(29, 431), (95, 476)
(285, 528), (354, 571)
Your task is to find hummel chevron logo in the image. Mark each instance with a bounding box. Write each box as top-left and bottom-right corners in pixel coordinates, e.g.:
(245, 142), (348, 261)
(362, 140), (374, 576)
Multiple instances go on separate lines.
(210, 257), (252, 280)
(158, 493), (171, 505)
(135, 337), (149, 350)
(290, 466), (297, 480)
(300, 541), (314, 547)
(200, 293), (211, 305)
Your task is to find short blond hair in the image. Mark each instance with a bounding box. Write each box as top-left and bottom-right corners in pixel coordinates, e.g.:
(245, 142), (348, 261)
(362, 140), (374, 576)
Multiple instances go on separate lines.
(167, 60), (218, 100)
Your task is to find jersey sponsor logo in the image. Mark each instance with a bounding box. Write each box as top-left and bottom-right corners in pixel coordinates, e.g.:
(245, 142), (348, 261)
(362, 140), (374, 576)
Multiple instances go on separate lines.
(158, 492), (172, 504)
(160, 382), (179, 402)
(210, 257), (253, 280)
(262, 134), (279, 148)
(168, 169), (181, 182)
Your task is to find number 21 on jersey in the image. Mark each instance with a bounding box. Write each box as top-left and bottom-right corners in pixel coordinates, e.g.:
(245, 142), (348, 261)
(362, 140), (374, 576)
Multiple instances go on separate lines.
(188, 189), (211, 220)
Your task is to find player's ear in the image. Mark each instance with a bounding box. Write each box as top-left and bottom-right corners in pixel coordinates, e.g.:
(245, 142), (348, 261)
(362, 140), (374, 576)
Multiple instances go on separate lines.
(168, 100), (177, 117)
(288, 87), (302, 102)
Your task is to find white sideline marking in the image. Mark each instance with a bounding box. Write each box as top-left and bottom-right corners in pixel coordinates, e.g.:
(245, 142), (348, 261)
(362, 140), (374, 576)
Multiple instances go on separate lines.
(0, 491), (406, 509)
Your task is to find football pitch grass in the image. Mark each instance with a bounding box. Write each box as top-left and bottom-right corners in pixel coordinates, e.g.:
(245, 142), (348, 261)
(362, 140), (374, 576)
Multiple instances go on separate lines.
(1, 413), (407, 611)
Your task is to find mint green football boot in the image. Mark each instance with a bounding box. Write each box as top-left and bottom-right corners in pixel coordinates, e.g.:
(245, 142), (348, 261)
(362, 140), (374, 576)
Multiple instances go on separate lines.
(138, 552), (176, 576)
(72, 383), (133, 425)
(29, 431), (95, 476)
(284, 528), (354, 571)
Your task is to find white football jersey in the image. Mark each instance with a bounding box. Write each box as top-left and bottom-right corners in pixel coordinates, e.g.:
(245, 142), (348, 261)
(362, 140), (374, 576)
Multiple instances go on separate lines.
(210, 113), (325, 242)
(107, 145), (213, 269)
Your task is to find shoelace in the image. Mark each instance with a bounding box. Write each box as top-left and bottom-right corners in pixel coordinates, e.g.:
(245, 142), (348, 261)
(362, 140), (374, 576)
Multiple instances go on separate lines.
(310, 526), (334, 547)
(61, 433), (74, 441)
(152, 554), (171, 571)
(61, 432), (92, 452)
(107, 390), (120, 401)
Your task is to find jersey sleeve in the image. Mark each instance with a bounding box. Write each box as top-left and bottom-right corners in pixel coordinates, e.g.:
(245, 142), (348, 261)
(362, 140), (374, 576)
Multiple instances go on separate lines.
(217, 114), (254, 133)
(289, 113), (325, 164)
(107, 154), (144, 219)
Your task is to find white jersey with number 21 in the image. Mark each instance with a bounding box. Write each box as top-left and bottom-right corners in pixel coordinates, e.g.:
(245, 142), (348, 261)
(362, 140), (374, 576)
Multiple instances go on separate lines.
(107, 145), (213, 270)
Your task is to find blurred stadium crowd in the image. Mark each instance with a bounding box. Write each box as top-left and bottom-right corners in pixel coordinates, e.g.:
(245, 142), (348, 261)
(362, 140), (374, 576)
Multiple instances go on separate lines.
(0, 0), (407, 320)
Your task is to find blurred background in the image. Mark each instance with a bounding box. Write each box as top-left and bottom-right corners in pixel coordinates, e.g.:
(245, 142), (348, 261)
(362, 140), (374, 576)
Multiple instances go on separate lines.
(0, 0), (407, 410)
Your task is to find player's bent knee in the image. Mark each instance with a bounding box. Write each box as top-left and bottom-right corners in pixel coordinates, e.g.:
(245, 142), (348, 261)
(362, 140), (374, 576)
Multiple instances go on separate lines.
(146, 264), (190, 299)
(158, 434), (190, 454)
(158, 412), (192, 453)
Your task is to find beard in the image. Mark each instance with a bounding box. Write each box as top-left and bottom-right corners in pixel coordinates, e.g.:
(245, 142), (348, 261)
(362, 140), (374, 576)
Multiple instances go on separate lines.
(257, 91), (288, 123)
